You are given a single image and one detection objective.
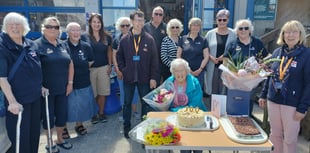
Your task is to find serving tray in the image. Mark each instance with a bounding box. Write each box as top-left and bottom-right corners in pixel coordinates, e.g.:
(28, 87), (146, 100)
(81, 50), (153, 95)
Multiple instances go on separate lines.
(219, 116), (268, 144)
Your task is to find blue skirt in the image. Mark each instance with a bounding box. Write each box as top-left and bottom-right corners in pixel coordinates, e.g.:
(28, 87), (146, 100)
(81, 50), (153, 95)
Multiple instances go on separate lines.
(67, 86), (97, 122)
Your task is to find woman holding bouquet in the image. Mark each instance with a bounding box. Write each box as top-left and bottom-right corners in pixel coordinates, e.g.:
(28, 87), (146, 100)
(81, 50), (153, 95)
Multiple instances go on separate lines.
(259, 20), (310, 153)
(223, 19), (269, 116)
(166, 58), (206, 153)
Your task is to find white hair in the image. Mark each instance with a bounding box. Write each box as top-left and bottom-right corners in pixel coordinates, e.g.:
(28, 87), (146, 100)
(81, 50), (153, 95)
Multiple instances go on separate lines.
(170, 58), (191, 74)
(115, 17), (130, 31)
(2, 12), (30, 36)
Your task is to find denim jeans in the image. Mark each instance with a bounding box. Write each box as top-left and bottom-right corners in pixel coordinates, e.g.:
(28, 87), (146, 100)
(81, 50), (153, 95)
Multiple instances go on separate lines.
(123, 82), (153, 130)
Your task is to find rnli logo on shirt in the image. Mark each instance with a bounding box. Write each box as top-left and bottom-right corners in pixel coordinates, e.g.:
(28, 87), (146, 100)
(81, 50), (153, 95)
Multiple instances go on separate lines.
(236, 46), (241, 52)
(46, 48), (53, 54)
(62, 49), (67, 53)
(195, 42), (201, 45)
(291, 60), (297, 68)
(29, 51), (37, 57)
(161, 29), (166, 35)
(143, 44), (148, 52)
(250, 46), (255, 50)
(184, 40), (189, 44)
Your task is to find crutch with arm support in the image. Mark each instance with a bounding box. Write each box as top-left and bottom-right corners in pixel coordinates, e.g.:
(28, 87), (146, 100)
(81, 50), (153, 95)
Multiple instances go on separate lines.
(15, 107), (23, 153)
(44, 91), (54, 153)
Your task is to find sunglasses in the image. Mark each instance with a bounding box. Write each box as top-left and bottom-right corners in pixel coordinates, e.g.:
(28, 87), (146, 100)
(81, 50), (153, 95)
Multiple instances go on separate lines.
(238, 27), (249, 31)
(154, 13), (163, 16)
(44, 25), (60, 30)
(217, 19), (227, 22)
(120, 24), (130, 28)
(171, 26), (179, 29)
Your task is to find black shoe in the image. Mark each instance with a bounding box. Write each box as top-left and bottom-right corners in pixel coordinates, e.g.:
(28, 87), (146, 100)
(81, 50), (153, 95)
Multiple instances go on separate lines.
(99, 114), (108, 123)
(124, 128), (130, 139)
(91, 115), (99, 124)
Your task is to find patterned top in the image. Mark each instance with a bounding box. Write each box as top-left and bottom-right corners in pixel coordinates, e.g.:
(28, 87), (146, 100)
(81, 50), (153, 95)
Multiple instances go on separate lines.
(160, 36), (179, 67)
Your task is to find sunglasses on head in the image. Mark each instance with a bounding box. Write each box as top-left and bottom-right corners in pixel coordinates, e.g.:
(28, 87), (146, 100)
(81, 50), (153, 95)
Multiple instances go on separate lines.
(171, 26), (179, 29)
(44, 25), (60, 30)
(217, 19), (227, 22)
(154, 13), (163, 16)
(238, 27), (249, 31)
(120, 24), (130, 28)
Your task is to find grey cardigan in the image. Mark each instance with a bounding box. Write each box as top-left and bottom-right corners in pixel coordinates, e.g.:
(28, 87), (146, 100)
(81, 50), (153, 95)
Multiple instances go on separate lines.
(204, 28), (236, 95)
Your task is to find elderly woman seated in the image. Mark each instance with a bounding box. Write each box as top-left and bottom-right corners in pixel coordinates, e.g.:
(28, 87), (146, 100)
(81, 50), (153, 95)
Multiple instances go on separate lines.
(166, 58), (207, 112)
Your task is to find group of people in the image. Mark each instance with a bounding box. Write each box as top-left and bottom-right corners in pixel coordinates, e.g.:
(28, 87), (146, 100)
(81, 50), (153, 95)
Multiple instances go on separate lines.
(0, 5), (309, 153)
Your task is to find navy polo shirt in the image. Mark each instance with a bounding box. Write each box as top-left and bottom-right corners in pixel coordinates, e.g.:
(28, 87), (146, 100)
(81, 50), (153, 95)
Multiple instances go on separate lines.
(224, 36), (268, 63)
(66, 39), (94, 89)
(178, 34), (209, 70)
(112, 34), (123, 50)
(35, 36), (71, 95)
(143, 21), (167, 52)
(0, 33), (42, 104)
(83, 34), (112, 68)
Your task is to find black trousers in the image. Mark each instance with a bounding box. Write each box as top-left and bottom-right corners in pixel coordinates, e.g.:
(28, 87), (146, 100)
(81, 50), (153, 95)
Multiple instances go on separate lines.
(6, 98), (41, 153)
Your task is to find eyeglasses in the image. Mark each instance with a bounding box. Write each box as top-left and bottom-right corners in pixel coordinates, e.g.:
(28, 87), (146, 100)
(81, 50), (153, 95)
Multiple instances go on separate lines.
(217, 19), (227, 22)
(284, 30), (300, 35)
(120, 24), (130, 28)
(238, 27), (249, 31)
(154, 13), (163, 16)
(171, 26), (179, 29)
(44, 25), (60, 30)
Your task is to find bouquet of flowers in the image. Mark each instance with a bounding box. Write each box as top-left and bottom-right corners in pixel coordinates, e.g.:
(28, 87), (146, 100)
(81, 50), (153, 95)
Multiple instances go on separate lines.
(220, 56), (280, 91)
(143, 81), (175, 111)
(129, 118), (181, 145)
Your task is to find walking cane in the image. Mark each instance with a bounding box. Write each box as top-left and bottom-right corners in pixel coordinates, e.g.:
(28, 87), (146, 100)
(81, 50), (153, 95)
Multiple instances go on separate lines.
(16, 106), (23, 153)
(45, 92), (53, 153)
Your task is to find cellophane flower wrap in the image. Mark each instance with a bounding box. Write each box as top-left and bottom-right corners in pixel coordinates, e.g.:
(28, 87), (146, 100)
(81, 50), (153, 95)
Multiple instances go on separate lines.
(220, 56), (280, 91)
(129, 118), (181, 145)
(143, 81), (175, 111)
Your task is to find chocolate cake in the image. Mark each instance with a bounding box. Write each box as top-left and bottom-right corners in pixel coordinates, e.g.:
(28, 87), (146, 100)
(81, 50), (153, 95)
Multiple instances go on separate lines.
(228, 116), (261, 135)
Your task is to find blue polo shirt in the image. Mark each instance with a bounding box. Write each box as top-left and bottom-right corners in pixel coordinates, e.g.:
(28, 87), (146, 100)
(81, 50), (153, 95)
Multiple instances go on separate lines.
(35, 36), (71, 95)
(224, 36), (268, 63)
(66, 39), (94, 89)
(83, 34), (112, 68)
(178, 34), (209, 70)
(0, 33), (42, 104)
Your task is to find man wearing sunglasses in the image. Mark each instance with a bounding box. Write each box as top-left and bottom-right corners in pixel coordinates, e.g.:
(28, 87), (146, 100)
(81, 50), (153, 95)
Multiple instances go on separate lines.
(143, 6), (167, 85)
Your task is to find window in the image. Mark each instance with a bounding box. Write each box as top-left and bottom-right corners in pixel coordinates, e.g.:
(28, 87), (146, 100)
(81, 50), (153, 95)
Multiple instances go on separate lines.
(0, 0), (23, 6)
(102, 0), (136, 7)
(28, 0), (84, 7)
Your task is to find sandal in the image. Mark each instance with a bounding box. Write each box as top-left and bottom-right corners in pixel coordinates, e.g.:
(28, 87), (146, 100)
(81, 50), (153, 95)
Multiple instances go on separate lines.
(75, 125), (87, 135)
(62, 128), (70, 139)
(56, 140), (73, 150)
(45, 145), (60, 153)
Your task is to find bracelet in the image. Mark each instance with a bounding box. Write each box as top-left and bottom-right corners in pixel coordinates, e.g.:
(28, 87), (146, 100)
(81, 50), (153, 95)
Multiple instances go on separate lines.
(68, 81), (73, 84)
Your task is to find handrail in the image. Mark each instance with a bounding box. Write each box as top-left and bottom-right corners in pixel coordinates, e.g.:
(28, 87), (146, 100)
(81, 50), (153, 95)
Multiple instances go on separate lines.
(306, 33), (310, 47)
(260, 28), (280, 53)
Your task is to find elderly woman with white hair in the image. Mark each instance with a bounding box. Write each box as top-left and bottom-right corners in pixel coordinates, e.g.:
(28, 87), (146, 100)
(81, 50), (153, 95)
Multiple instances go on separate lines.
(0, 12), (43, 153)
(112, 17), (140, 121)
(166, 58), (206, 153)
(65, 22), (95, 136)
(223, 19), (269, 117)
(160, 18), (183, 80)
(167, 58), (207, 112)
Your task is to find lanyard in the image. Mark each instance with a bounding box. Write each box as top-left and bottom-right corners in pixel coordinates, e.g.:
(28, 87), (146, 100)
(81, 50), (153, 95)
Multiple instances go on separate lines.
(279, 56), (293, 81)
(133, 35), (141, 55)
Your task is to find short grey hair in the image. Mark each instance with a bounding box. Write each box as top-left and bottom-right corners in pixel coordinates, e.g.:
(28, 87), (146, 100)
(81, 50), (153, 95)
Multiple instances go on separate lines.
(188, 17), (202, 29)
(170, 58), (191, 74)
(166, 18), (183, 36)
(234, 19), (254, 36)
(66, 22), (80, 32)
(41, 16), (61, 34)
(115, 17), (130, 31)
(216, 9), (230, 18)
(2, 12), (30, 36)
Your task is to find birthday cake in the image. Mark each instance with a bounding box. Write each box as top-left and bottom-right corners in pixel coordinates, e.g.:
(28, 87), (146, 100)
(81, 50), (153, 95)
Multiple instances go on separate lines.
(176, 107), (205, 128)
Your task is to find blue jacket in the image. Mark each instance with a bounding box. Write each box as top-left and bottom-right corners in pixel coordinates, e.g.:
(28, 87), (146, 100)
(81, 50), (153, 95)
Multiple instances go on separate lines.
(167, 74), (207, 112)
(260, 45), (310, 113)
